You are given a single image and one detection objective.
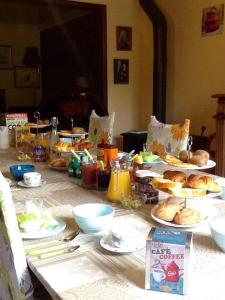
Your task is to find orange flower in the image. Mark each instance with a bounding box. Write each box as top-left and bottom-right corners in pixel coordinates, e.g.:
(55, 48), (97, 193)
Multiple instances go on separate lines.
(100, 131), (110, 144)
(171, 119), (190, 140)
(150, 141), (166, 158)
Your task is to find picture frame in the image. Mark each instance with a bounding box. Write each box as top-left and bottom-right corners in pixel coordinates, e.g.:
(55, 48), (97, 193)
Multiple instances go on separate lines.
(114, 59), (129, 84)
(202, 4), (224, 36)
(0, 45), (13, 69)
(116, 26), (132, 51)
(14, 66), (40, 88)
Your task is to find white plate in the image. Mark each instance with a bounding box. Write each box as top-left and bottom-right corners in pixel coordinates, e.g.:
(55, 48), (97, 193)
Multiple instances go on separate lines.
(163, 159), (216, 170)
(17, 180), (46, 188)
(20, 218), (66, 239)
(48, 164), (68, 171)
(151, 205), (208, 228)
(58, 132), (87, 137)
(28, 124), (51, 128)
(100, 234), (146, 253)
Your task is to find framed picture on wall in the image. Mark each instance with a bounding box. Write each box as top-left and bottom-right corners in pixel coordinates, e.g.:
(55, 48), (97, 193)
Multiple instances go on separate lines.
(0, 45), (13, 69)
(202, 4), (224, 36)
(14, 66), (40, 88)
(116, 26), (132, 51)
(114, 59), (129, 84)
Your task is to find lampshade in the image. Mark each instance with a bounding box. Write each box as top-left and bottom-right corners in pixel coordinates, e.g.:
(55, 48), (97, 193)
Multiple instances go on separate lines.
(23, 47), (41, 67)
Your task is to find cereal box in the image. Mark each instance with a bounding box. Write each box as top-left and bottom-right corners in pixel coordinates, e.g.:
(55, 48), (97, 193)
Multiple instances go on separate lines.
(0, 113), (28, 146)
(145, 227), (192, 295)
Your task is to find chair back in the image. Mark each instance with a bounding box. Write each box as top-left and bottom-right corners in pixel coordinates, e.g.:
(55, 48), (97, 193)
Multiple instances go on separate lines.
(146, 116), (190, 157)
(88, 110), (115, 147)
(0, 172), (33, 300)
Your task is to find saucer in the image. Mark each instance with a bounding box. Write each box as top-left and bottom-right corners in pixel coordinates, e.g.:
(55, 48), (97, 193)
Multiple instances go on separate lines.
(17, 180), (46, 188)
(100, 234), (146, 253)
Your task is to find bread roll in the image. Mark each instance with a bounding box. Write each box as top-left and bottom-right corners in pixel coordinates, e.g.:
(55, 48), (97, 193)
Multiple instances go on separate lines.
(163, 170), (187, 186)
(50, 158), (67, 167)
(174, 207), (202, 225)
(194, 149), (210, 160)
(72, 127), (85, 134)
(179, 150), (193, 162)
(188, 155), (207, 167)
(154, 202), (182, 221)
(186, 174), (212, 189)
(163, 197), (185, 208)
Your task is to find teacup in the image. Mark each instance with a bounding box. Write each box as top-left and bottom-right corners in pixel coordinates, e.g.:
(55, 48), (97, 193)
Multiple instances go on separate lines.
(110, 222), (137, 248)
(23, 172), (42, 186)
(152, 268), (166, 282)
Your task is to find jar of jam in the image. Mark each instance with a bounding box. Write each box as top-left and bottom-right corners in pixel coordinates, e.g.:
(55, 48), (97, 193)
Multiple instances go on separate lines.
(33, 144), (47, 162)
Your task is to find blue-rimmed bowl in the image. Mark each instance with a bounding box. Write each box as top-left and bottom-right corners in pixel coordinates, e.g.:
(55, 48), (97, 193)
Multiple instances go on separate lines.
(210, 217), (225, 252)
(72, 203), (114, 234)
(9, 164), (35, 181)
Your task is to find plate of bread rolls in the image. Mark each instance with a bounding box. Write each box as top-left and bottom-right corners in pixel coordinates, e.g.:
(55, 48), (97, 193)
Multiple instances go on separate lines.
(48, 158), (69, 171)
(151, 170), (222, 198)
(151, 197), (207, 228)
(164, 149), (215, 169)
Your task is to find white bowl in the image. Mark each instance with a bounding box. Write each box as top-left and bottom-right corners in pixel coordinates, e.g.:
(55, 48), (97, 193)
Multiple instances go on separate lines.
(210, 217), (225, 252)
(72, 203), (114, 234)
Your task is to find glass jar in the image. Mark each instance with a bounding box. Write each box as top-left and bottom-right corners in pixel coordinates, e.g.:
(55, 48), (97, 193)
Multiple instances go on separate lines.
(33, 144), (47, 162)
(107, 160), (131, 203)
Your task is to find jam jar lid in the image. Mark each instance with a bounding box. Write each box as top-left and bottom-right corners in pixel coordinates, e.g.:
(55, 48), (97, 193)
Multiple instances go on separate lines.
(135, 170), (160, 178)
(33, 144), (46, 150)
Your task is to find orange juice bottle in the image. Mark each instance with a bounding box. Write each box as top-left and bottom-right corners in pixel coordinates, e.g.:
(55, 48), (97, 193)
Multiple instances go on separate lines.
(107, 160), (131, 202)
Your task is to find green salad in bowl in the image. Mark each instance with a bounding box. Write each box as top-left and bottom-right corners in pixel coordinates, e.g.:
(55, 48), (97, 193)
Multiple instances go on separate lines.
(17, 201), (58, 232)
(140, 151), (159, 163)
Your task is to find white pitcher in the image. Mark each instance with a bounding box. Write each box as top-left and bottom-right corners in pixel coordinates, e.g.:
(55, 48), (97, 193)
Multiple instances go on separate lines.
(0, 126), (9, 149)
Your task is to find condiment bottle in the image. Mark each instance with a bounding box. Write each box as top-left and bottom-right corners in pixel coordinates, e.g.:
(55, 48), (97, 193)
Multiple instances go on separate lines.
(97, 142), (118, 168)
(107, 160), (131, 202)
(50, 117), (59, 148)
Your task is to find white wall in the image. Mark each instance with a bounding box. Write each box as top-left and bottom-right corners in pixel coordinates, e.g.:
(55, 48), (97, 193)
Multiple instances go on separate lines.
(157, 0), (225, 137)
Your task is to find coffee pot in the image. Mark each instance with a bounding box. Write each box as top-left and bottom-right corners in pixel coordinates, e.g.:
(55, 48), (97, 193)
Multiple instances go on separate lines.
(162, 261), (183, 282)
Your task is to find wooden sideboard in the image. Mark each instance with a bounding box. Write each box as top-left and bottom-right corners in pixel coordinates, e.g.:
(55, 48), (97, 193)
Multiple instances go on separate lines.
(212, 94), (225, 176)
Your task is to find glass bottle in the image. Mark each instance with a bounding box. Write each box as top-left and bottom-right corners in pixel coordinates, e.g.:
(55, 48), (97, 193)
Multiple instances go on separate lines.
(107, 160), (131, 203)
(50, 117), (59, 148)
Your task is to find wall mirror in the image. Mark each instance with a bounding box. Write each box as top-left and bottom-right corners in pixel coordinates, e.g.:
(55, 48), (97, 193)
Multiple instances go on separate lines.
(0, 0), (107, 129)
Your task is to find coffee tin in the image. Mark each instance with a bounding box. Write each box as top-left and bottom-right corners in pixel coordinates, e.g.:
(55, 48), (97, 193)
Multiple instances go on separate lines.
(145, 227), (193, 295)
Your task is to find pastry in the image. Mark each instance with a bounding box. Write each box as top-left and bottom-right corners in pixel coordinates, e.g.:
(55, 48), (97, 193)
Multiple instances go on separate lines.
(163, 170), (187, 186)
(154, 201), (182, 221)
(151, 177), (183, 190)
(186, 174), (213, 189)
(174, 207), (202, 225)
(207, 182), (222, 193)
(179, 188), (207, 197)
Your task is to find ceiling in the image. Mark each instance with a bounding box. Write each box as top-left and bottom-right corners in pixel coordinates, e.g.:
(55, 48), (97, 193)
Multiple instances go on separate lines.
(0, 1), (89, 26)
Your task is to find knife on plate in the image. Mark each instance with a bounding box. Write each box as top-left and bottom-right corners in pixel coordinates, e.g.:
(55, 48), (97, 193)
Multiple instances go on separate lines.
(38, 245), (80, 259)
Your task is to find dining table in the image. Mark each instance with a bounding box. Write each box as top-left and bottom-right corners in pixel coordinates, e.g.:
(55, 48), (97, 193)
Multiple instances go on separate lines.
(1, 148), (225, 300)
